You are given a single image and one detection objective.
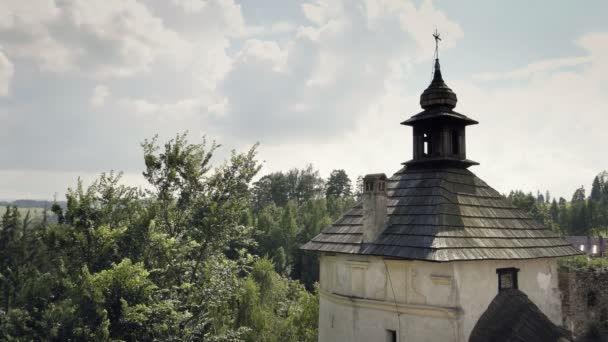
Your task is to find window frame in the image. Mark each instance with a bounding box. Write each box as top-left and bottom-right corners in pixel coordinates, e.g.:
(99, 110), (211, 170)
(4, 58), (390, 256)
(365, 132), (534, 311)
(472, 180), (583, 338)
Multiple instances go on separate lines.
(386, 329), (397, 342)
(496, 267), (520, 291)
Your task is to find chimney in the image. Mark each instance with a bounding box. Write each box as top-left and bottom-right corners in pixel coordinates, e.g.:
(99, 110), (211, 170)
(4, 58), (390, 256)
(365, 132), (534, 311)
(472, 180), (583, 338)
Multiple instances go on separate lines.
(362, 173), (388, 243)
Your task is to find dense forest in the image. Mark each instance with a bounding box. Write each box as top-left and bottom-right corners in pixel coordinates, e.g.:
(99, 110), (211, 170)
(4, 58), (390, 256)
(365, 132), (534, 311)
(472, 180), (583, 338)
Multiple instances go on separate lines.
(1, 132), (606, 341)
(507, 171), (608, 236)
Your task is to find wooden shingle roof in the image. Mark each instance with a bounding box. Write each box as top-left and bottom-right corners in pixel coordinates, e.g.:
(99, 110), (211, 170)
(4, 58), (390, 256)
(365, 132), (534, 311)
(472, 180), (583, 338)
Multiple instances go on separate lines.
(301, 167), (580, 261)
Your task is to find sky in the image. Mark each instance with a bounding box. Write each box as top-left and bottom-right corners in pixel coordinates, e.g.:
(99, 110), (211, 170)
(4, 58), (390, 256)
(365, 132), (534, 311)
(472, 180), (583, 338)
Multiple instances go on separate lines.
(0, 0), (607, 200)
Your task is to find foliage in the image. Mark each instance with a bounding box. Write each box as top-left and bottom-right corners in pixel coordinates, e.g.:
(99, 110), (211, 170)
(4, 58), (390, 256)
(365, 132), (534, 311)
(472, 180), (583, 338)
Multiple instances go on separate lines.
(251, 167), (356, 289)
(558, 256), (608, 270)
(325, 169), (352, 198)
(507, 171), (608, 236)
(0, 133), (322, 341)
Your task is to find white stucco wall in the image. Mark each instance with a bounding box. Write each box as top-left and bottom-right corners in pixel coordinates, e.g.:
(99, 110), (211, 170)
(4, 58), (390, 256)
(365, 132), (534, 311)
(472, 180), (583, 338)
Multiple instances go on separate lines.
(318, 254), (562, 342)
(453, 258), (562, 340)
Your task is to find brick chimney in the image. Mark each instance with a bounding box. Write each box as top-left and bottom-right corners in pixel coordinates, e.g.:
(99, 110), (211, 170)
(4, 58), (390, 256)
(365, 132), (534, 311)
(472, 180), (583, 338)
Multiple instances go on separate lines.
(362, 173), (388, 243)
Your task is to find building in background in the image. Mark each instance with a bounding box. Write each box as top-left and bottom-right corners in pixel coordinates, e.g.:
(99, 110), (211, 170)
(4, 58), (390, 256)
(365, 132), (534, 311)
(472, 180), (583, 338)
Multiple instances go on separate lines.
(564, 236), (606, 257)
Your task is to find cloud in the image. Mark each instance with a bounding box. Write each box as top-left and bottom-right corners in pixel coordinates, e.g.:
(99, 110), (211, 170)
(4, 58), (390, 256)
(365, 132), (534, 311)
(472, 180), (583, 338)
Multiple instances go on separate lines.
(0, 0), (191, 77)
(2, 0), (606, 203)
(118, 95), (227, 120)
(473, 56), (592, 81)
(214, 0), (462, 143)
(454, 32), (608, 197)
(91, 85), (110, 107)
(0, 51), (14, 96)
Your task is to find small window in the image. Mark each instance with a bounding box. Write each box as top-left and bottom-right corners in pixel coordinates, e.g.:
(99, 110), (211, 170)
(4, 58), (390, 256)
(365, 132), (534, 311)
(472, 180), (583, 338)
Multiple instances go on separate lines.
(365, 182), (373, 192)
(592, 245), (598, 254)
(386, 330), (397, 342)
(378, 181), (385, 191)
(496, 268), (519, 291)
(580, 244), (585, 252)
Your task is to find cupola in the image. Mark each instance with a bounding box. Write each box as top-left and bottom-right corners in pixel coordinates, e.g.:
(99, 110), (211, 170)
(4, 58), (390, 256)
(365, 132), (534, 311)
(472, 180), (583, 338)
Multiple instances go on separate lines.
(401, 58), (479, 169)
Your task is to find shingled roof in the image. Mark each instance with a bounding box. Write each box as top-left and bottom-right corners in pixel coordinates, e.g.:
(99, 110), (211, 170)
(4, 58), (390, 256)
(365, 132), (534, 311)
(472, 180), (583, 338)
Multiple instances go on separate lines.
(469, 289), (571, 342)
(301, 57), (580, 262)
(300, 166), (579, 261)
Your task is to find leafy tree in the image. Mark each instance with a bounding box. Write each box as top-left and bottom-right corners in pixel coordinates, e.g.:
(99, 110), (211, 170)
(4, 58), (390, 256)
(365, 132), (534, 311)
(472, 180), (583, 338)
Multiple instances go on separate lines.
(0, 132), (337, 341)
(325, 169), (352, 198)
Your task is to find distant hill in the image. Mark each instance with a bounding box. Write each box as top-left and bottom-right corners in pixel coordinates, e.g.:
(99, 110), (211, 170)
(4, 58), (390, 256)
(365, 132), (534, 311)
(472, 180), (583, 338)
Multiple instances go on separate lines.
(0, 199), (66, 210)
(0, 200), (64, 223)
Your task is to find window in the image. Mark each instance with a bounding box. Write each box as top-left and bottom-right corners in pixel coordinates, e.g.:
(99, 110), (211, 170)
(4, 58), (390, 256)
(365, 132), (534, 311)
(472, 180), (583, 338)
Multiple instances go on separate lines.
(386, 330), (397, 342)
(593, 245), (598, 254)
(451, 129), (459, 155)
(378, 181), (385, 192)
(365, 181), (373, 192)
(351, 266), (365, 297)
(496, 268), (519, 291)
(580, 244), (585, 252)
(423, 132), (432, 156)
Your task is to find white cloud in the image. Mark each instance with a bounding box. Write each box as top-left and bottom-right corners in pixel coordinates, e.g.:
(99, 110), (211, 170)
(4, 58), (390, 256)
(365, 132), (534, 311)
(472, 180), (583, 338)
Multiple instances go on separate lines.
(473, 56), (592, 81)
(455, 32), (608, 198)
(118, 95), (227, 120)
(0, 51), (14, 96)
(216, 0), (458, 142)
(0, 0), (191, 77)
(237, 39), (287, 72)
(91, 85), (110, 107)
(365, 0), (464, 61)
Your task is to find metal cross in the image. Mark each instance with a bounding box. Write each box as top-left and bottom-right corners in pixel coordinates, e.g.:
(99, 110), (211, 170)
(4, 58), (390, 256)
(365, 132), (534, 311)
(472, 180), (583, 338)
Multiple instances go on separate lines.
(433, 29), (441, 58)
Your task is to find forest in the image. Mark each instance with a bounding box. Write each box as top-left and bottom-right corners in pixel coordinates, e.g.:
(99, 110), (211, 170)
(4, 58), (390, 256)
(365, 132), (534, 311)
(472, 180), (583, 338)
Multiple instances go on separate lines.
(0, 133), (606, 341)
(0, 134), (353, 341)
(507, 171), (608, 236)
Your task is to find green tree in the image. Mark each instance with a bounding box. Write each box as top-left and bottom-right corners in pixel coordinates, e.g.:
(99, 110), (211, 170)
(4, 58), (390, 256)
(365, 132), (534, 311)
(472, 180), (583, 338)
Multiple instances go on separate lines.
(572, 186), (586, 203)
(591, 175), (603, 202)
(325, 169), (352, 198)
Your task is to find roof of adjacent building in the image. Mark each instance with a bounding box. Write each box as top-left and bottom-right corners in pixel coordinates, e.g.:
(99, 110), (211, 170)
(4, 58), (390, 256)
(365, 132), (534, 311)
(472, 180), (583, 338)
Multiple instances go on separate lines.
(301, 167), (580, 261)
(469, 289), (571, 342)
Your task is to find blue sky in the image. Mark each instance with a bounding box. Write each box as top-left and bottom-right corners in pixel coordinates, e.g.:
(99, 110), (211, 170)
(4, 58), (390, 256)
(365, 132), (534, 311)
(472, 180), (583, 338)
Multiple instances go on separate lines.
(0, 0), (607, 200)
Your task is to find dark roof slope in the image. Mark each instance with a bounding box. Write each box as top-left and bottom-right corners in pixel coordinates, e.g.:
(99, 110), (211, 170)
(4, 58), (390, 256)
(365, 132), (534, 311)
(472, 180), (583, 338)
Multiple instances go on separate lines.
(301, 167), (580, 261)
(469, 289), (570, 342)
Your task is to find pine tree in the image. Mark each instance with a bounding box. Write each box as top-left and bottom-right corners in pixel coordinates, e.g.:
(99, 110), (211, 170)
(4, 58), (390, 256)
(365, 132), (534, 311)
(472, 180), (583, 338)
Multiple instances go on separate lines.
(590, 176), (603, 201)
(536, 190), (545, 204)
(572, 186), (586, 203)
(550, 199), (559, 225)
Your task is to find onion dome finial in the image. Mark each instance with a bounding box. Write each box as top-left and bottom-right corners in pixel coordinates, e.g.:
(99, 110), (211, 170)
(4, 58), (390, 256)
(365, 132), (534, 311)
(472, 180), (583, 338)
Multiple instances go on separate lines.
(420, 58), (458, 109)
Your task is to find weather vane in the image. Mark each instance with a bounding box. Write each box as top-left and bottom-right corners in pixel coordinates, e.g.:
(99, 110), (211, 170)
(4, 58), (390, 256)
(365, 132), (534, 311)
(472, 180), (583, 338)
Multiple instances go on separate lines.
(433, 28), (441, 59)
